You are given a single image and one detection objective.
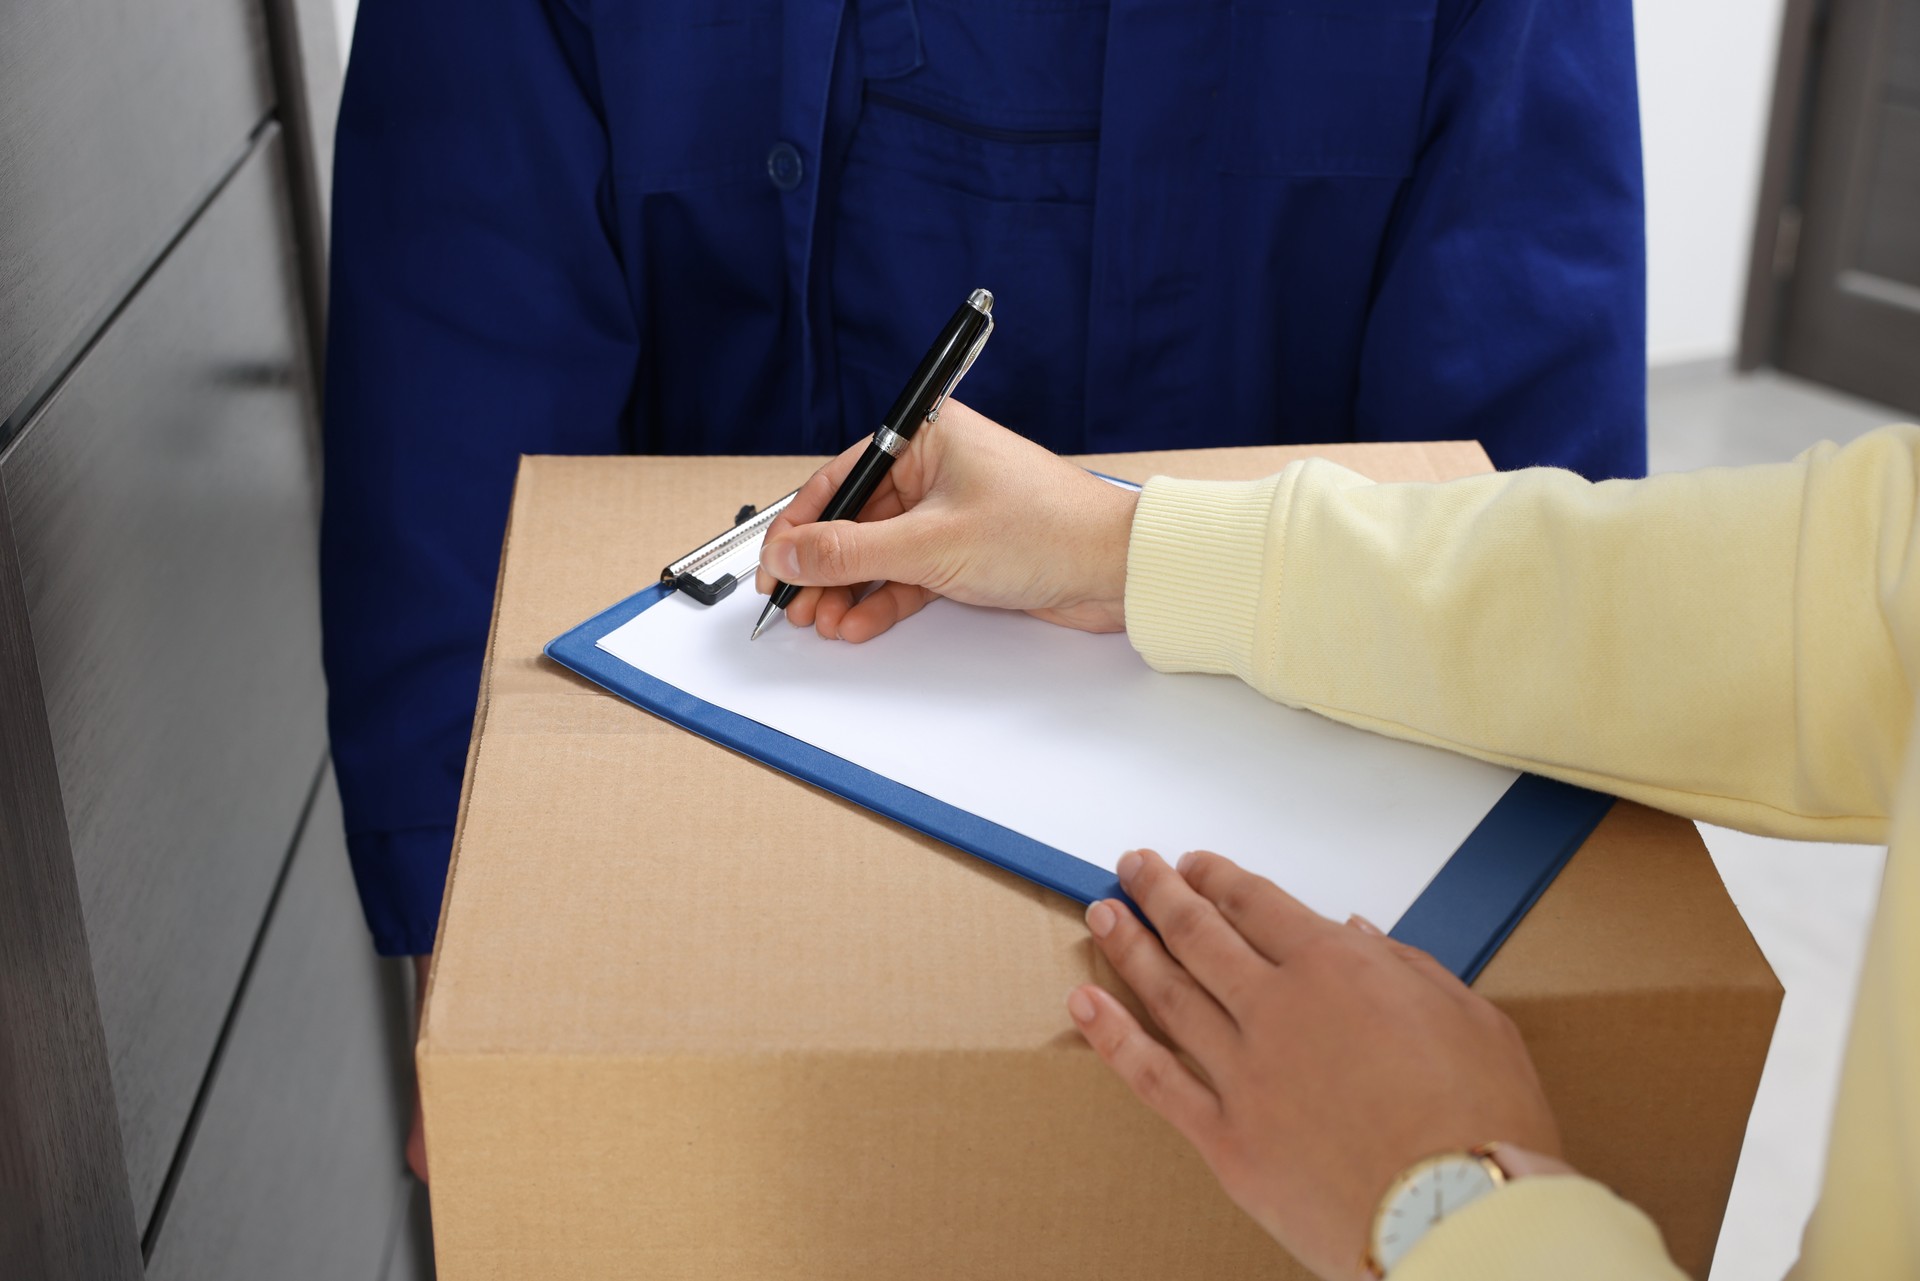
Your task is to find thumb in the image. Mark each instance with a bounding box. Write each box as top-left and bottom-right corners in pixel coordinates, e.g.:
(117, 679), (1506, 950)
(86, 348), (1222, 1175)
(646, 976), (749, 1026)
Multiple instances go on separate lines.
(761, 515), (937, 589)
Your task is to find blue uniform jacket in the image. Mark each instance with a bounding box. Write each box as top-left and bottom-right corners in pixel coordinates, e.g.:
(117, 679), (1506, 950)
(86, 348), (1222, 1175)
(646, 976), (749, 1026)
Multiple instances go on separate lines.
(323, 0), (1646, 955)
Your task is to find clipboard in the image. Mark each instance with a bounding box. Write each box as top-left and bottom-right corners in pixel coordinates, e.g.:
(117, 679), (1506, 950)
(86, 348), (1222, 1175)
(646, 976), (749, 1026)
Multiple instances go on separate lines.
(547, 580), (1613, 983)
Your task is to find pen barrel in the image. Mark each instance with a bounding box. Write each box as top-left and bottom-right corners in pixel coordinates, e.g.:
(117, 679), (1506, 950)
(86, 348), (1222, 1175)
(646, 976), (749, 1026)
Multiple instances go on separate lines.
(767, 440), (894, 610)
(766, 289), (990, 619)
(879, 301), (990, 437)
(818, 441), (894, 523)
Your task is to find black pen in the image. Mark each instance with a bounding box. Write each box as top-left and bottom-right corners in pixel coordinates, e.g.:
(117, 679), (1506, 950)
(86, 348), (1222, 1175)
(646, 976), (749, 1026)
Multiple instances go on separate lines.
(752, 287), (996, 640)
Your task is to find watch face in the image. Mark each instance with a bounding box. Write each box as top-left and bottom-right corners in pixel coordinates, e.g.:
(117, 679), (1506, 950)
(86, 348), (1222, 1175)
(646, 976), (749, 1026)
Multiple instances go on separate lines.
(1372, 1156), (1502, 1273)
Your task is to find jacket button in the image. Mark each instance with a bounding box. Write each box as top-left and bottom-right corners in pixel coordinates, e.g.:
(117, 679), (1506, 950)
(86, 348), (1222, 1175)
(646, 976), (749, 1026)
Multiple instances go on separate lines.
(766, 141), (805, 192)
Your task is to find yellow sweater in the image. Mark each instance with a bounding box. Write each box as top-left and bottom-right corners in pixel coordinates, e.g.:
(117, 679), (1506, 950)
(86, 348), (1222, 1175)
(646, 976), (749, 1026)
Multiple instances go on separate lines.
(1123, 425), (1920, 1279)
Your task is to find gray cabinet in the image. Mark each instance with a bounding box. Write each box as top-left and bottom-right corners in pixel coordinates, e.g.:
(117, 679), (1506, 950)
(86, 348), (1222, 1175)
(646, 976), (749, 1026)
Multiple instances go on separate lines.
(5, 131), (327, 1227)
(146, 769), (412, 1281)
(0, 1), (425, 1278)
(384, 1186), (439, 1281)
(0, 0), (272, 431)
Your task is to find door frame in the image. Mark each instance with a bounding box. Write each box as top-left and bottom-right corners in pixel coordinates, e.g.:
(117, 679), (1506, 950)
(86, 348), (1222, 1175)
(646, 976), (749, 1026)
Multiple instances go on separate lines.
(1738, 0), (1823, 370)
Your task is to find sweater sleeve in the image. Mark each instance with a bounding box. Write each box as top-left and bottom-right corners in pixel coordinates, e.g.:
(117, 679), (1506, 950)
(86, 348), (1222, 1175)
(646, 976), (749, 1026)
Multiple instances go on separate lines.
(1124, 425), (1920, 843)
(1391, 1177), (1684, 1280)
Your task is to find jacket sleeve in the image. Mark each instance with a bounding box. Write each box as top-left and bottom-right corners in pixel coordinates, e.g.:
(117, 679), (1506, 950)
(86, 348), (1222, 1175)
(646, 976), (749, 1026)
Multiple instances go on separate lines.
(321, 0), (638, 955)
(1125, 425), (1920, 848)
(1354, 0), (1647, 481)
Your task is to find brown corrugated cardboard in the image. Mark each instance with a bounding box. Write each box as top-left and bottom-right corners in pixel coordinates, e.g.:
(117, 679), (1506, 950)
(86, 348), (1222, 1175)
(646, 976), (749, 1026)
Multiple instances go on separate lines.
(422, 443), (1781, 1280)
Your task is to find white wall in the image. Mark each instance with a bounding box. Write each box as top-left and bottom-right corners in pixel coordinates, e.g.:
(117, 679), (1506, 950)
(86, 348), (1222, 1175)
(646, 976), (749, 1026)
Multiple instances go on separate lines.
(1635, 0), (1787, 366)
(332, 0), (355, 65)
(326, 0), (1783, 368)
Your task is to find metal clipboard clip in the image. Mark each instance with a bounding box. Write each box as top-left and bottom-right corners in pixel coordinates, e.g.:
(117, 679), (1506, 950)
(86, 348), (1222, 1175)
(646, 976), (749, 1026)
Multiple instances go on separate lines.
(660, 488), (800, 606)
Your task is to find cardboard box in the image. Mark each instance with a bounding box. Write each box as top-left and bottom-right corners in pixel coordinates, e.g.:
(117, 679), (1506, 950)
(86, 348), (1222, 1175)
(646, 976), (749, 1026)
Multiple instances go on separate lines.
(421, 443), (1781, 1279)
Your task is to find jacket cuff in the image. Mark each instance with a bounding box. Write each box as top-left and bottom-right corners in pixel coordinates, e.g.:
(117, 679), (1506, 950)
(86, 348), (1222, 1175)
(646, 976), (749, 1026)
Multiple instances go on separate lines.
(344, 826), (455, 956)
(1393, 1177), (1685, 1280)
(1124, 470), (1292, 681)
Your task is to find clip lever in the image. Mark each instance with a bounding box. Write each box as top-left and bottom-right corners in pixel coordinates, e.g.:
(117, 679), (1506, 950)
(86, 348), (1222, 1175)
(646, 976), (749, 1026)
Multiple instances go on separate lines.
(926, 314), (994, 424)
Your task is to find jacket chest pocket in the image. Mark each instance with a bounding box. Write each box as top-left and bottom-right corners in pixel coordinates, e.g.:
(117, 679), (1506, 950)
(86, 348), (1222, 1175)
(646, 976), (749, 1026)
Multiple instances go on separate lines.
(597, 0), (783, 193)
(1223, 1), (1436, 178)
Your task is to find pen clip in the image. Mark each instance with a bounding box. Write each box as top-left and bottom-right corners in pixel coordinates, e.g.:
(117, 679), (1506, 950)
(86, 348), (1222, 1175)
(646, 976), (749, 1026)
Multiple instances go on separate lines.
(925, 315), (994, 423)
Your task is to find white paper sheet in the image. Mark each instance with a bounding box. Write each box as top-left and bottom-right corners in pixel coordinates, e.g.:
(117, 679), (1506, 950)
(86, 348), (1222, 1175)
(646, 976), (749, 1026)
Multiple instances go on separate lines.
(598, 583), (1519, 928)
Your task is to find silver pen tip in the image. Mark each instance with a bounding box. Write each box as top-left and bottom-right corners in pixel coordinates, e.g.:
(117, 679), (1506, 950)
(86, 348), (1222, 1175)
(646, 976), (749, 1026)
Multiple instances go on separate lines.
(968, 288), (993, 314)
(750, 600), (780, 642)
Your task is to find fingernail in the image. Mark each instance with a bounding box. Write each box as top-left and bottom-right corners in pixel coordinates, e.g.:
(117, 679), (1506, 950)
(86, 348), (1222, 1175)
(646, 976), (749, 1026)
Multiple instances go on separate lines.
(1116, 850), (1142, 883)
(763, 540), (799, 580)
(1067, 989), (1097, 1024)
(1086, 900), (1117, 938)
(1347, 914), (1385, 937)
(1177, 851), (1199, 874)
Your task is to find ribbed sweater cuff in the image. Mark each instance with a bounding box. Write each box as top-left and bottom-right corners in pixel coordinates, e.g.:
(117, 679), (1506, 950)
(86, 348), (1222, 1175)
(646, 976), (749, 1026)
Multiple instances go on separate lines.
(1394, 1177), (1684, 1281)
(1124, 471), (1291, 679)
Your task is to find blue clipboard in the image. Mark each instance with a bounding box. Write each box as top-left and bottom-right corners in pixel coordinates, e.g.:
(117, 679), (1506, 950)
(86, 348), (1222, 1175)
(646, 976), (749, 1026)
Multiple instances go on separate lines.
(547, 585), (1613, 983)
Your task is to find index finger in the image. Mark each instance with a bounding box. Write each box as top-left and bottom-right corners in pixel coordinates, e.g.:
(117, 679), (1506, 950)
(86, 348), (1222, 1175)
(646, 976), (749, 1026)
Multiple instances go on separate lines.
(1174, 850), (1335, 965)
(1117, 849), (1271, 1004)
(754, 441), (889, 594)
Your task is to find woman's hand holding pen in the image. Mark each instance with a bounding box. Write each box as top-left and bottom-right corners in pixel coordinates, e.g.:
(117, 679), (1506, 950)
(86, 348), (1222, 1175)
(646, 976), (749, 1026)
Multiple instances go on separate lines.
(755, 401), (1137, 642)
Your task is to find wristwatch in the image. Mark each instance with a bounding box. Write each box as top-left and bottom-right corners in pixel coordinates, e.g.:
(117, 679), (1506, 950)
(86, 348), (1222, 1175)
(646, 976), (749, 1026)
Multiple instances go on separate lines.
(1364, 1142), (1514, 1276)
